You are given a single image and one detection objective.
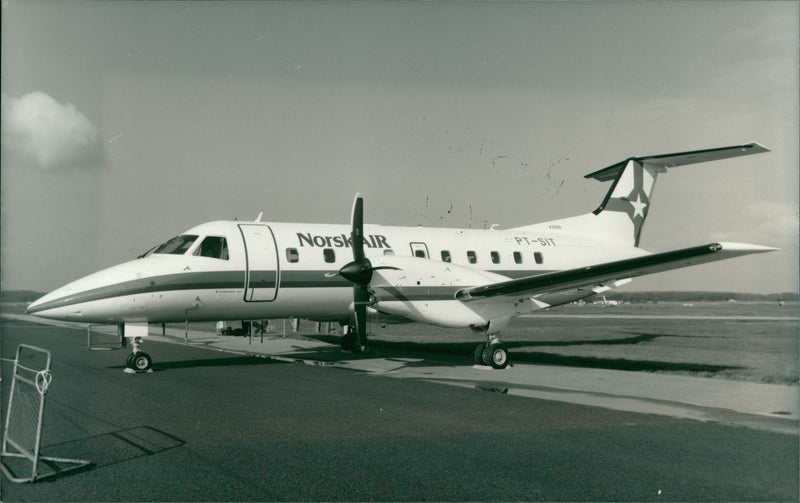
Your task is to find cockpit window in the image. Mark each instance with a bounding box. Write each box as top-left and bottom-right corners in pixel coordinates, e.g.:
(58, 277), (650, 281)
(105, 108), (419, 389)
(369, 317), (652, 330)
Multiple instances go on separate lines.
(152, 235), (198, 255)
(193, 236), (229, 260)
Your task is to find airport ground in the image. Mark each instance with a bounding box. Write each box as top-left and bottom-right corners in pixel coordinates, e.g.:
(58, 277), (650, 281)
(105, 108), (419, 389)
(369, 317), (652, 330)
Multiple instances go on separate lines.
(163, 301), (799, 384)
(0, 302), (798, 501)
(368, 302), (800, 385)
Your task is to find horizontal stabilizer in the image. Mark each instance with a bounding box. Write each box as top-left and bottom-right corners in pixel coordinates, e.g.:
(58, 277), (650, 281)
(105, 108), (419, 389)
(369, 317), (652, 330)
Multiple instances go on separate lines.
(586, 142), (770, 182)
(455, 242), (777, 301)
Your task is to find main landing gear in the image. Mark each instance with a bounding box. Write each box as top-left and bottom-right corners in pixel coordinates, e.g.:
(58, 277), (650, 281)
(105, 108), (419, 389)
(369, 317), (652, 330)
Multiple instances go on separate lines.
(340, 323), (365, 353)
(124, 337), (153, 373)
(473, 335), (509, 369)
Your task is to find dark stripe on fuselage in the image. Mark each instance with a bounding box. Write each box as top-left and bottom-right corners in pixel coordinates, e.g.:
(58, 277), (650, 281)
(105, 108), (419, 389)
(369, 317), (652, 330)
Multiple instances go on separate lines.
(371, 285), (462, 302)
(28, 271), (245, 314)
(27, 268), (555, 314)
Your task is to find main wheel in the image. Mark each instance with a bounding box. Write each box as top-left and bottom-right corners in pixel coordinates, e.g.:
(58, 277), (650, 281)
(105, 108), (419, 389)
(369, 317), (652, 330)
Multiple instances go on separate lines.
(484, 343), (509, 369)
(341, 328), (366, 353)
(473, 343), (488, 365)
(341, 332), (356, 351)
(131, 352), (152, 372)
(126, 352), (136, 369)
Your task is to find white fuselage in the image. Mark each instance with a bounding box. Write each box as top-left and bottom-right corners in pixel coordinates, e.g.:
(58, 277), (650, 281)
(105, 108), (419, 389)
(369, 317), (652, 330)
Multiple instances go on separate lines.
(27, 219), (647, 326)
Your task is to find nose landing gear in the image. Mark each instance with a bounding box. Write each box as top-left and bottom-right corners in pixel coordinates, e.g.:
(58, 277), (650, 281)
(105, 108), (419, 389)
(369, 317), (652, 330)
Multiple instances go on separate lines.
(124, 336), (153, 373)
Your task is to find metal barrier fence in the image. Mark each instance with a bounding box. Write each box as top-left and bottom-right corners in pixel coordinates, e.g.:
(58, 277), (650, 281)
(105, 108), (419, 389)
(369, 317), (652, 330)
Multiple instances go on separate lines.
(87, 324), (124, 351)
(1, 344), (91, 483)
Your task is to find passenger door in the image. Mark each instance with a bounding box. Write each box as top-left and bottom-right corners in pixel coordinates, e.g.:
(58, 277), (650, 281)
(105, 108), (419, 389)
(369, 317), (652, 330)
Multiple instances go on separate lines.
(238, 224), (279, 302)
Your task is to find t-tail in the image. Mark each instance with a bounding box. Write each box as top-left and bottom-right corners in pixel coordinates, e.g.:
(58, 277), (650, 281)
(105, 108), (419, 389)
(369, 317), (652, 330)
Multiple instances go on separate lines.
(514, 143), (770, 247)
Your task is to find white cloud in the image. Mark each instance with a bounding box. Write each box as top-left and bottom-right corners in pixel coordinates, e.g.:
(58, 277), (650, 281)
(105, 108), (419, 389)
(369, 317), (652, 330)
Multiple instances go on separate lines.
(1, 91), (107, 171)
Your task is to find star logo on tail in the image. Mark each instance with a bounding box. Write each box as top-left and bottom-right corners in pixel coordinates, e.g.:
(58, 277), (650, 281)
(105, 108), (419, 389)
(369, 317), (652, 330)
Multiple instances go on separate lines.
(629, 193), (648, 219)
(627, 190), (649, 221)
(601, 162), (652, 246)
(624, 164), (651, 245)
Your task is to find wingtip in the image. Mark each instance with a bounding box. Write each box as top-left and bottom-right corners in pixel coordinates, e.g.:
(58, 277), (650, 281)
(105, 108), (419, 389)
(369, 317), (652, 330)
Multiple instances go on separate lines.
(744, 142), (771, 153)
(715, 242), (780, 253)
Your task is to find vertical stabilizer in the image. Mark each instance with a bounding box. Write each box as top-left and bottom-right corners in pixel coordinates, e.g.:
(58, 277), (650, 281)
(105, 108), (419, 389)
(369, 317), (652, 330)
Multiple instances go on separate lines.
(590, 159), (662, 246)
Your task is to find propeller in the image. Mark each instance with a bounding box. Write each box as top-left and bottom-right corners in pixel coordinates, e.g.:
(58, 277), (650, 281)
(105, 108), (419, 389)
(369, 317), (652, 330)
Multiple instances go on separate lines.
(337, 194), (397, 352)
(337, 194), (370, 352)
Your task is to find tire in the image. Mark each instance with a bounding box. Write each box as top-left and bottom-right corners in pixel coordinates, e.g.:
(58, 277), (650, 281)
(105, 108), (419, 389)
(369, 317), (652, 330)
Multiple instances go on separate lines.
(341, 332), (355, 351)
(351, 342), (365, 354)
(126, 352), (136, 369)
(474, 343), (488, 365)
(485, 343), (509, 370)
(131, 352), (152, 372)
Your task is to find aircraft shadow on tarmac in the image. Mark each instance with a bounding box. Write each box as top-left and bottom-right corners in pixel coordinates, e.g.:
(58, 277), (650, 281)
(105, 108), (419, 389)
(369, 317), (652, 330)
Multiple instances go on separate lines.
(30, 427), (185, 481)
(302, 332), (744, 374)
(108, 355), (283, 372)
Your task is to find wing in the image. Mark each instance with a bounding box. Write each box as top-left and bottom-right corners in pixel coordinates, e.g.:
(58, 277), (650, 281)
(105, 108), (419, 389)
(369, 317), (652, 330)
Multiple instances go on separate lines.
(455, 242), (777, 301)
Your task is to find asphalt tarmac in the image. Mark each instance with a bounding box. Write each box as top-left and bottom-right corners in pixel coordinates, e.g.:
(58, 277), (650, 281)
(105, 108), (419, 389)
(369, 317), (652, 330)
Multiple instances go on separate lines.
(1, 318), (798, 501)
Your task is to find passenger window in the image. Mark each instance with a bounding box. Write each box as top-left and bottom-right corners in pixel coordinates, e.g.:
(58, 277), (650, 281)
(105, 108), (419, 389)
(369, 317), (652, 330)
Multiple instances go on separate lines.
(286, 248), (299, 263)
(513, 251), (523, 264)
(467, 251), (477, 264)
(414, 250), (426, 258)
(323, 248), (336, 263)
(534, 252), (544, 264)
(441, 250), (452, 263)
(383, 249), (395, 256)
(154, 235), (199, 255)
(194, 236), (229, 260)
(491, 251), (500, 264)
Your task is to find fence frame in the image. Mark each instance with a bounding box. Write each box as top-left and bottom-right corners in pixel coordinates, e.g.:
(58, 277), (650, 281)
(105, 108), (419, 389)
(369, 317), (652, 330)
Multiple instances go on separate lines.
(2, 344), (91, 483)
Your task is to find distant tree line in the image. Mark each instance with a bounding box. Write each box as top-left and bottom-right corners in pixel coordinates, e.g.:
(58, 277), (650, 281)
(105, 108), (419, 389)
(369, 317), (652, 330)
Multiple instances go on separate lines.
(603, 291), (799, 303)
(1, 290), (47, 303)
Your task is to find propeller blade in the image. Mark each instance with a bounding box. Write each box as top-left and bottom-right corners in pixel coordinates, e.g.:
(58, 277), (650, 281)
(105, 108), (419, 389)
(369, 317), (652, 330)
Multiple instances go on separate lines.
(353, 283), (370, 351)
(341, 193), (372, 353)
(351, 193), (365, 262)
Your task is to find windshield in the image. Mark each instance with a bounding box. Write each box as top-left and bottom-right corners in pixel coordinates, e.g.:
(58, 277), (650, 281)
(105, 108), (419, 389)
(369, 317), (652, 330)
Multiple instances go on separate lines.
(150, 235), (199, 255)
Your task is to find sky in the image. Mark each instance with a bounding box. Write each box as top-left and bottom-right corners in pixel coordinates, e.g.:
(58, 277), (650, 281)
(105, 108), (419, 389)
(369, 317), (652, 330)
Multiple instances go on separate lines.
(1, 0), (798, 294)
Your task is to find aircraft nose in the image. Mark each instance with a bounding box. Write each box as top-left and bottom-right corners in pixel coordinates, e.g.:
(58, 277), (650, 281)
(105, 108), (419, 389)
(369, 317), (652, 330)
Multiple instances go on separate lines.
(26, 299), (39, 315)
(26, 286), (72, 318)
(24, 262), (131, 320)
(24, 257), (155, 323)
(26, 293), (57, 316)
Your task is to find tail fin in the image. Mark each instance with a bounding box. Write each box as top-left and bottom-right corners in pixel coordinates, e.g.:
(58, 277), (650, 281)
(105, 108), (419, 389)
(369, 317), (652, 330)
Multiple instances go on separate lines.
(514, 143), (769, 247)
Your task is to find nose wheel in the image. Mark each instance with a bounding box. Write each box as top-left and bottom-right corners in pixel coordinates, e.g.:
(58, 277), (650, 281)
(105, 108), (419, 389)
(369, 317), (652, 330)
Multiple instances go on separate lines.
(124, 337), (153, 373)
(126, 351), (152, 372)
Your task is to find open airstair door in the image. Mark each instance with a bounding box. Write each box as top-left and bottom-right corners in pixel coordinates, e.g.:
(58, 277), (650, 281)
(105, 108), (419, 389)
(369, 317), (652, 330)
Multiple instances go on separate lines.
(239, 224), (280, 302)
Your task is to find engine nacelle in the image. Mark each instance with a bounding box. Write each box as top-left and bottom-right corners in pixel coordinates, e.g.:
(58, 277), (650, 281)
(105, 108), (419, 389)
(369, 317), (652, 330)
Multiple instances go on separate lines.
(367, 256), (513, 328)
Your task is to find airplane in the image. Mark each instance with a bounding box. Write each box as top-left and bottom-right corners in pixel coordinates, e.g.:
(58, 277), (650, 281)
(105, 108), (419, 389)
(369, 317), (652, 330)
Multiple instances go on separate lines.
(27, 142), (776, 372)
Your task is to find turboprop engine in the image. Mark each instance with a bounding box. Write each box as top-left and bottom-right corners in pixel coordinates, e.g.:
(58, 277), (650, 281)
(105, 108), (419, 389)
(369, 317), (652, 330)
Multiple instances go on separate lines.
(366, 256), (526, 328)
